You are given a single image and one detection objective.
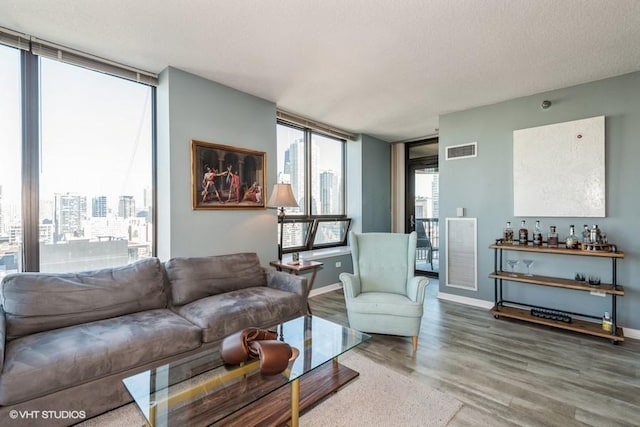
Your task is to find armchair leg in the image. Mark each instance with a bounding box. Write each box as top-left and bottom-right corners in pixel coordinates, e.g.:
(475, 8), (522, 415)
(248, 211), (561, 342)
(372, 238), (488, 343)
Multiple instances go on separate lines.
(412, 336), (418, 352)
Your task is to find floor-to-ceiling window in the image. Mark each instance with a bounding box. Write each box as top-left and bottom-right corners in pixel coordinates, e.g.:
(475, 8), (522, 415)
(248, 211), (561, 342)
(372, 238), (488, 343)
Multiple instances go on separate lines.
(1, 29), (156, 273)
(0, 44), (22, 278)
(39, 59), (154, 272)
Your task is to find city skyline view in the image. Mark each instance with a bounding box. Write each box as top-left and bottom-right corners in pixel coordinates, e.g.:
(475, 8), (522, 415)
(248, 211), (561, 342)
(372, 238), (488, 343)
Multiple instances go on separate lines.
(0, 44), (154, 274)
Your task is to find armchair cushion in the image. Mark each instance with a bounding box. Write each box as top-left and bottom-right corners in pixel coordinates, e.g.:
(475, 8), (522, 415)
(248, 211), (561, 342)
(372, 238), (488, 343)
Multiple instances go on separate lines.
(346, 292), (423, 317)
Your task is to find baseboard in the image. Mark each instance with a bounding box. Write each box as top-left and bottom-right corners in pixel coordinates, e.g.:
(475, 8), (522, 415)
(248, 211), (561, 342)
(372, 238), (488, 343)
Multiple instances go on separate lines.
(625, 327), (640, 340)
(437, 292), (640, 341)
(309, 282), (342, 298)
(437, 292), (494, 309)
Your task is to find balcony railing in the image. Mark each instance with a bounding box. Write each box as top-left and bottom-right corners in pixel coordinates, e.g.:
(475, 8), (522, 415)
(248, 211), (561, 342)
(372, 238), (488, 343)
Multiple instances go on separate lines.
(417, 217), (439, 250)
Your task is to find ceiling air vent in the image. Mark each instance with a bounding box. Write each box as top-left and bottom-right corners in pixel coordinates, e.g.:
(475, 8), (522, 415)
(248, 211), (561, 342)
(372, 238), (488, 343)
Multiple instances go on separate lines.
(446, 142), (477, 160)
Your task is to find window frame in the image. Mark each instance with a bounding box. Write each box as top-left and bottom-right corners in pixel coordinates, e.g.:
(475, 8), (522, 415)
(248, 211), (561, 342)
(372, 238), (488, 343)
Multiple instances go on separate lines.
(3, 45), (157, 272)
(281, 217), (351, 252)
(276, 120), (350, 253)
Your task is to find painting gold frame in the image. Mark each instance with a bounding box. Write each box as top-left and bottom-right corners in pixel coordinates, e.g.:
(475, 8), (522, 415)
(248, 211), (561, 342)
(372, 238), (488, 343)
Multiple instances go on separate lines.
(191, 139), (266, 210)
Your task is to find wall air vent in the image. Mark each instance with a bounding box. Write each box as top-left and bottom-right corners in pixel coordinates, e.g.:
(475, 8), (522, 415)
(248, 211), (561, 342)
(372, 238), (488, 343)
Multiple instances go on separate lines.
(445, 142), (477, 160)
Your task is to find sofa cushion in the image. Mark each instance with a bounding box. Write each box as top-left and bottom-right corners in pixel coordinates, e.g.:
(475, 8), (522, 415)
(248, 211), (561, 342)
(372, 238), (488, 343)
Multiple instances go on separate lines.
(1, 258), (168, 340)
(166, 253), (267, 306)
(0, 309), (202, 406)
(173, 287), (305, 343)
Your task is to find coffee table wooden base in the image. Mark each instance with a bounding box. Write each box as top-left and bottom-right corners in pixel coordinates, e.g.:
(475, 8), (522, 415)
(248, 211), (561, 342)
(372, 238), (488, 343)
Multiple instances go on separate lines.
(214, 360), (359, 426)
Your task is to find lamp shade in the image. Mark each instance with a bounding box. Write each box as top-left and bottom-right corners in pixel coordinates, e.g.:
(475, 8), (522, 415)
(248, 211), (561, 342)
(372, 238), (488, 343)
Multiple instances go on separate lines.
(267, 183), (299, 208)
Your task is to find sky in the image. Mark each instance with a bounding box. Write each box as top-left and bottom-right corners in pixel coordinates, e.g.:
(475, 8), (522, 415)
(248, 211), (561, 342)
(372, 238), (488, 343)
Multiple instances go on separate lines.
(276, 123), (343, 179)
(1, 44), (152, 213)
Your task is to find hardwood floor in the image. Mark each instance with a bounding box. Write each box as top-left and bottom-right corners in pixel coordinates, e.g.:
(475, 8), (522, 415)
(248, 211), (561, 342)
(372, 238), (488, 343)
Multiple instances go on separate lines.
(308, 280), (640, 427)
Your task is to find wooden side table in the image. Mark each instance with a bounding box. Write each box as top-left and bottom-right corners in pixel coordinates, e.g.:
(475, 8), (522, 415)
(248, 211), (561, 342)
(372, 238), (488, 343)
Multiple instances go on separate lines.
(269, 260), (323, 314)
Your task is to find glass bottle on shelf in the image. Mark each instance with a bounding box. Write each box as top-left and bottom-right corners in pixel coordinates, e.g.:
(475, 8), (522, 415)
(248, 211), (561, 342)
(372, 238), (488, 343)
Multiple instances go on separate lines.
(602, 312), (612, 332)
(582, 224), (590, 243)
(565, 224), (578, 249)
(503, 221), (514, 244)
(518, 220), (528, 245)
(590, 224), (601, 244)
(548, 225), (559, 248)
(532, 220), (543, 246)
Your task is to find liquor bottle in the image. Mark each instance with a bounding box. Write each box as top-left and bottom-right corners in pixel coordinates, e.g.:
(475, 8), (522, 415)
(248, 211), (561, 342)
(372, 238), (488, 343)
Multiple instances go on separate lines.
(565, 225), (578, 249)
(602, 312), (612, 332)
(518, 220), (528, 245)
(582, 225), (590, 243)
(503, 221), (514, 244)
(532, 220), (543, 246)
(590, 224), (601, 244)
(548, 225), (559, 248)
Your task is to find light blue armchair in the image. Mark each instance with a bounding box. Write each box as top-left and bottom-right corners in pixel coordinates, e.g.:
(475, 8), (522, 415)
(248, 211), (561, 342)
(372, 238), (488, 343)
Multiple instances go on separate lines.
(339, 231), (429, 351)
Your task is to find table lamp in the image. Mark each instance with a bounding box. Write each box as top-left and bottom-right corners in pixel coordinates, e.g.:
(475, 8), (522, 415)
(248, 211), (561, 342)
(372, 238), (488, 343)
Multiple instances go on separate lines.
(267, 183), (299, 261)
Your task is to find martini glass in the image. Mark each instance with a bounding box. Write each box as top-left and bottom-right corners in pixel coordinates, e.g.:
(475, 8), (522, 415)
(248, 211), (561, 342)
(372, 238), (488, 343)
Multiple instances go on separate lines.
(522, 259), (534, 276)
(506, 259), (519, 276)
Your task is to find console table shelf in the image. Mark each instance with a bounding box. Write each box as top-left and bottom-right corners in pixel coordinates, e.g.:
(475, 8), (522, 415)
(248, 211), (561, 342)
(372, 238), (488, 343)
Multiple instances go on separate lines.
(489, 243), (624, 343)
(489, 305), (624, 341)
(489, 243), (624, 258)
(488, 272), (624, 295)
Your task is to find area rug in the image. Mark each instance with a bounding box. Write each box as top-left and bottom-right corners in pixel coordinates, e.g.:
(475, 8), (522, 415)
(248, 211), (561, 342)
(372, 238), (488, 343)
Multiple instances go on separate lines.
(302, 351), (463, 427)
(78, 352), (463, 426)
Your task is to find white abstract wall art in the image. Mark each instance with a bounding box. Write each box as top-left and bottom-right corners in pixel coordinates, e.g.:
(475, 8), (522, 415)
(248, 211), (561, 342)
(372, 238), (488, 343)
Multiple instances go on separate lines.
(513, 116), (605, 217)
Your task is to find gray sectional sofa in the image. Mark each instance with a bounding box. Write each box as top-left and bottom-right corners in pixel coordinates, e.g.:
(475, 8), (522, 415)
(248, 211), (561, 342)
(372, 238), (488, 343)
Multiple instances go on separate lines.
(0, 253), (308, 426)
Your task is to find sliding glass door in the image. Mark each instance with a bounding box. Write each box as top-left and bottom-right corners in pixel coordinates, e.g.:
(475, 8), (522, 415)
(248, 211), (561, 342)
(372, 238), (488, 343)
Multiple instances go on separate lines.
(406, 139), (439, 276)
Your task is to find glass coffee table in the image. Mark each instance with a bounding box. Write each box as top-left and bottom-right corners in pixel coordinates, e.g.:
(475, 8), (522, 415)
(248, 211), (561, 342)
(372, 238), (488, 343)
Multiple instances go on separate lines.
(123, 315), (370, 426)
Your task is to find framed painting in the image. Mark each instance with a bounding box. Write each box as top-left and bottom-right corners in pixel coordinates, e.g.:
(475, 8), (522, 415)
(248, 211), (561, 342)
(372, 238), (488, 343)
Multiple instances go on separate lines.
(191, 140), (266, 210)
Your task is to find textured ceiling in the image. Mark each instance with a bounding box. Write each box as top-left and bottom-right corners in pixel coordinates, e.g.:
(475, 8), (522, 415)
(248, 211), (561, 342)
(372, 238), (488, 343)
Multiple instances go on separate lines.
(2, 0), (640, 142)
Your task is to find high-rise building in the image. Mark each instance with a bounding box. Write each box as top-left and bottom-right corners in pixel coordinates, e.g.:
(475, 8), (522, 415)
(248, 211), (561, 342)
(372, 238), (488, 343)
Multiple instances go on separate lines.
(54, 193), (87, 241)
(309, 141), (320, 214)
(431, 174), (440, 219)
(0, 185), (3, 235)
(319, 171), (335, 214)
(92, 196), (108, 217)
(143, 187), (152, 210)
(285, 138), (305, 203)
(118, 196), (135, 219)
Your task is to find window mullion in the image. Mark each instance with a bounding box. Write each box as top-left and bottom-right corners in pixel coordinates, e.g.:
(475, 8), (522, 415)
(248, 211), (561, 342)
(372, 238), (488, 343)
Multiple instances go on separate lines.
(305, 128), (312, 216)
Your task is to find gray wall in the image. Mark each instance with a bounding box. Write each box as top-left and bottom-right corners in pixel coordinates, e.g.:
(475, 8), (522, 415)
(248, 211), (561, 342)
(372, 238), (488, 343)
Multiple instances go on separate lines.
(156, 67), (390, 289)
(347, 134), (391, 233)
(156, 67), (277, 261)
(309, 253), (354, 290)
(439, 71), (640, 330)
(361, 135), (392, 232)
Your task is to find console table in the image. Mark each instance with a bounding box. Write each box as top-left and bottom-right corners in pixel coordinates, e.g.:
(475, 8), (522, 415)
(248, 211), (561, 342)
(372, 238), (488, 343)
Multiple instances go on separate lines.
(489, 243), (625, 343)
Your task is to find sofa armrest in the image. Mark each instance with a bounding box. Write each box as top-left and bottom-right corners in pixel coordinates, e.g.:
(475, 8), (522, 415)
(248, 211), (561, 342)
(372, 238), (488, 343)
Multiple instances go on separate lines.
(0, 305), (5, 373)
(339, 272), (361, 298)
(407, 276), (429, 303)
(264, 268), (308, 298)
